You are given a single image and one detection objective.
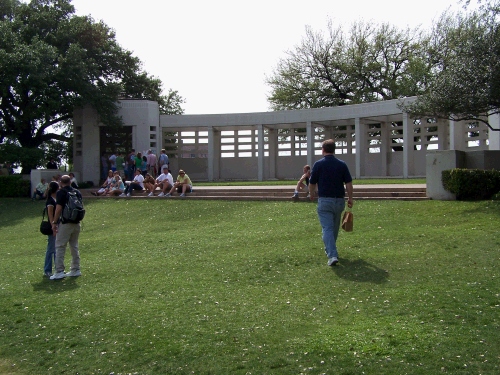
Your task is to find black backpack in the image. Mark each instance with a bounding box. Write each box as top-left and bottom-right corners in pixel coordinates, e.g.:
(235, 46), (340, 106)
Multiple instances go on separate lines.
(62, 190), (85, 223)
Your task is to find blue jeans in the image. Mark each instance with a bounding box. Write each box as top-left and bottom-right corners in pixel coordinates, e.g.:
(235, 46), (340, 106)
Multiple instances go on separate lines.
(44, 234), (56, 274)
(317, 197), (345, 259)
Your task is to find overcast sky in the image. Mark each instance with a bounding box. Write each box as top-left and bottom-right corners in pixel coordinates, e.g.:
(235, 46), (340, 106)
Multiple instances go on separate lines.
(71, 0), (468, 115)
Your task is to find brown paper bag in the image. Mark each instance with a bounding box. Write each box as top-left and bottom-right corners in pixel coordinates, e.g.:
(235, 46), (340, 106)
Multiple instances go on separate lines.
(341, 210), (353, 232)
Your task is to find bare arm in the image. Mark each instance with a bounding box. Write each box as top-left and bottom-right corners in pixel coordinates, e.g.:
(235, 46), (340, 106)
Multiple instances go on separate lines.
(309, 183), (317, 201)
(51, 204), (63, 235)
(345, 181), (354, 208)
(47, 205), (55, 223)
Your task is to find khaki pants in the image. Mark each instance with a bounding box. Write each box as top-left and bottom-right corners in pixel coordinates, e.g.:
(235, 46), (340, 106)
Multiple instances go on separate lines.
(55, 222), (81, 273)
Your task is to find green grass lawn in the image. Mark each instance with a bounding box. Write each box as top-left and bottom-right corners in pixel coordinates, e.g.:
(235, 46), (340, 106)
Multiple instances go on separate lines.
(0, 197), (498, 374)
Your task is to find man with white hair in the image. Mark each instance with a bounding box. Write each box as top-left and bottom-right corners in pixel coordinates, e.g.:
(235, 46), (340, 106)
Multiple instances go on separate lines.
(150, 165), (174, 197)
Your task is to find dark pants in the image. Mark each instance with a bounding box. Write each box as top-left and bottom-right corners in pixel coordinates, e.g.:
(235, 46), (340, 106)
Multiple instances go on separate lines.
(125, 183), (143, 195)
(32, 190), (45, 200)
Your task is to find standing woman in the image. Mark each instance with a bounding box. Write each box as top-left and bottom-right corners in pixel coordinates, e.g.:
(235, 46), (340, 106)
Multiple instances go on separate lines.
(44, 181), (59, 277)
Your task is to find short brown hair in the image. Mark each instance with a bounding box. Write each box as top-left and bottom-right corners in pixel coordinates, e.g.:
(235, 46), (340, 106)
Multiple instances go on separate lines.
(322, 139), (336, 154)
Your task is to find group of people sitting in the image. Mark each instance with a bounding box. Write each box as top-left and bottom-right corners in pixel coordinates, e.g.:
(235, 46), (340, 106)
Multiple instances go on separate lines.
(91, 166), (193, 197)
(32, 173), (78, 201)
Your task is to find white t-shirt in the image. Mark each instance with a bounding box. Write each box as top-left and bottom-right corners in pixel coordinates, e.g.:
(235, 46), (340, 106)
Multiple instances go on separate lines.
(133, 174), (145, 189)
(157, 172), (173, 186)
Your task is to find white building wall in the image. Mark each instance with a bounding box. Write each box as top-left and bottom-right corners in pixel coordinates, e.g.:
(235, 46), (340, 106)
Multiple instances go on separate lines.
(73, 100), (159, 185)
(73, 98), (497, 184)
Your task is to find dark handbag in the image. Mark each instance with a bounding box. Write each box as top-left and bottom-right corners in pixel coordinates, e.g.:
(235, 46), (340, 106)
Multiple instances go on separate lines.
(40, 208), (53, 235)
(341, 209), (353, 232)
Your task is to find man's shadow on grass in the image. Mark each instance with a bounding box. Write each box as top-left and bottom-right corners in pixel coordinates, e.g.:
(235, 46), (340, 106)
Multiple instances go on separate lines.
(331, 258), (389, 284)
(32, 277), (80, 294)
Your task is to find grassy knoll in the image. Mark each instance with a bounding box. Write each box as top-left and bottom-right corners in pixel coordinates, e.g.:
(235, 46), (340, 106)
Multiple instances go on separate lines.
(0, 197), (498, 374)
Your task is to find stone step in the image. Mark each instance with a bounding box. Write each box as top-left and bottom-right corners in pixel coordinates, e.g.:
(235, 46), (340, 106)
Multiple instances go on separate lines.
(79, 184), (428, 201)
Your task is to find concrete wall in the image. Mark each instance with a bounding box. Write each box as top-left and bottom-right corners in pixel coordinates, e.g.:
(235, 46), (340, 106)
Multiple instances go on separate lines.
(465, 150), (500, 170)
(30, 170), (81, 197)
(71, 99), (497, 185)
(426, 150), (500, 200)
(73, 101), (159, 186)
(426, 151), (465, 200)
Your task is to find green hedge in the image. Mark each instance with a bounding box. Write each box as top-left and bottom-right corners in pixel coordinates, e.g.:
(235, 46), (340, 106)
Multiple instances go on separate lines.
(442, 168), (500, 200)
(0, 175), (31, 198)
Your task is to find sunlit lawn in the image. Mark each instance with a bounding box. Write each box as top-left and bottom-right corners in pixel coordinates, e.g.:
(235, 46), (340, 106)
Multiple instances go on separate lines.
(0, 197), (498, 374)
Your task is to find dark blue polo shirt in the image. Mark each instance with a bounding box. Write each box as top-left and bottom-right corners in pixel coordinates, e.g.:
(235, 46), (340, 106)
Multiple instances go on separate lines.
(309, 155), (352, 198)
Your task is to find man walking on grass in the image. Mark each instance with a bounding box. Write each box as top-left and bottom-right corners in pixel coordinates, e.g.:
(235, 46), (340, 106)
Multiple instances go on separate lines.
(309, 139), (353, 266)
(50, 175), (83, 279)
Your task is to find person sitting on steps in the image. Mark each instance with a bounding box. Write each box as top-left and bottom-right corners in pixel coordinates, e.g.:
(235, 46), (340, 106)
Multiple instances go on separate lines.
(292, 165), (311, 200)
(166, 169), (192, 197)
(152, 166), (174, 197)
(120, 168), (145, 197)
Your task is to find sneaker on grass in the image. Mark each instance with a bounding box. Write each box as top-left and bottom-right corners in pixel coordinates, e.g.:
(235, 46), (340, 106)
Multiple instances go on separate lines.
(158, 192), (164, 197)
(148, 192), (154, 197)
(65, 270), (81, 277)
(327, 257), (339, 266)
(180, 193), (186, 197)
(50, 272), (66, 280)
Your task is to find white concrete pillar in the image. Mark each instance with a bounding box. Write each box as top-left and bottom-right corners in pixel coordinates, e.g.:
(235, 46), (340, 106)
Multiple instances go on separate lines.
(437, 119), (449, 150)
(268, 128), (277, 179)
(450, 120), (466, 150)
(488, 113), (500, 150)
(354, 117), (365, 179)
(306, 121), (314, 167)
(402, 112), (411, 178)
(257, 124), (264, 181)
(380, 122), (388, 177)
(208, 126), (215, 181)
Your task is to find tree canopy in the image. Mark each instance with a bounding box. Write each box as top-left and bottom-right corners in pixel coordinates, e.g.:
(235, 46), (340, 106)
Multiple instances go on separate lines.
(266, 21), (432, 110)
(267, 1), (500, 132)
(0, 0), (184, 172)
(402, 0), (500, 131)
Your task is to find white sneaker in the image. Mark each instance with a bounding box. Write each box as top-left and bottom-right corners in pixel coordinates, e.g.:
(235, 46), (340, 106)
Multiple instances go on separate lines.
(158, 192), (164, 197)
(165, 193), (171, 197)
(327, 257), (339, 266)
(119, 193), (126, 197)
(65, 270), (81, 277)
(180, 193), (186, 197)
(50, 271), (66, 280)
(126, 193), (130, 197)
(148, 192), (154, 196)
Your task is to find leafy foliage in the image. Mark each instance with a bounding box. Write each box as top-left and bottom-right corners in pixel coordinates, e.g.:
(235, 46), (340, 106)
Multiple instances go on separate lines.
(442, 168), (500, 199)
(403, 1), (500, 131)
(0, 175), (30, 197)
(0, 0), (184, 172)
(266, 21), (431, 110)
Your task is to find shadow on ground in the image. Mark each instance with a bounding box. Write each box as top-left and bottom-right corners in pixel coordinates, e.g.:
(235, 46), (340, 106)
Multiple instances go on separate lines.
(331, 258), (389, 284)
(32, 276), (80, 294)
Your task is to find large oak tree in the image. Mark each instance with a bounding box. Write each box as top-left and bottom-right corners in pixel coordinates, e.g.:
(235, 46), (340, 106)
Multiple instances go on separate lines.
(0, 0), (184, 172)
(402, 1), (500, 131)
(266, 21), (432, 110)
